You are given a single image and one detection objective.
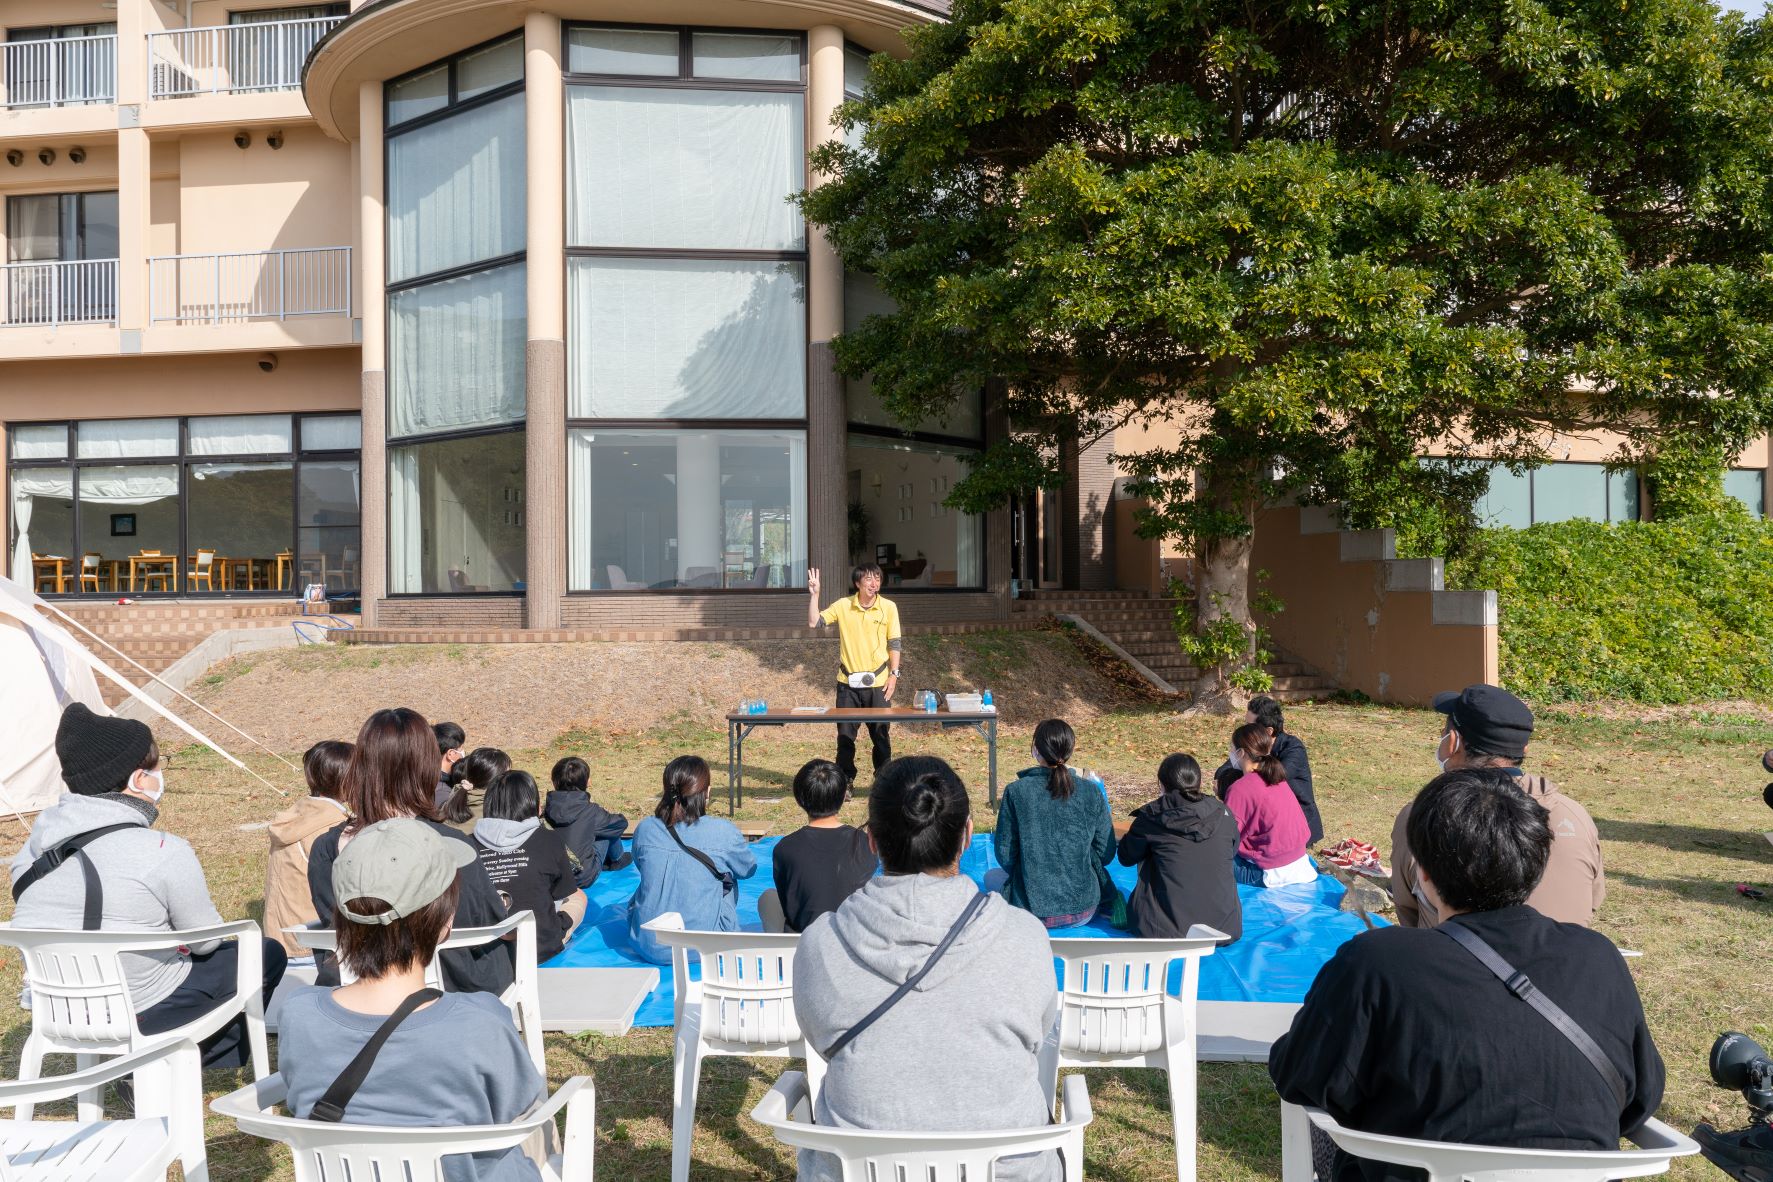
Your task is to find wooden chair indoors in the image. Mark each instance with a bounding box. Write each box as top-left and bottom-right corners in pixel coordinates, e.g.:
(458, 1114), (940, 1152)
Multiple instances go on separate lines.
(79, 552), (107, 593)
(132, 550), (175, 593)
(30, 554), (65, 595)
(187, 548), (217, 591)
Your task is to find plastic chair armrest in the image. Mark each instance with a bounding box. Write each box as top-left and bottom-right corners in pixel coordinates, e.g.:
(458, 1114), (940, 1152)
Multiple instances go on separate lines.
(1184, 924), (1231, 943)
(441, 910), (535, 949)
(1629, 1118), (1698, 1153)
(209, 1073), (291, 1119)
(0, 918), (261, 955)
(641, 912), (686, 933)
(753, 1070), (810, 1126)
(1058, 1075), (1093, 1128)
(0, 1038), (192, 1105)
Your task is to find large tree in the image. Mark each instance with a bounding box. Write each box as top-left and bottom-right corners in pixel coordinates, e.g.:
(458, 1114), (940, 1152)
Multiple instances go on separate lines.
(803, 0), (1773, 702)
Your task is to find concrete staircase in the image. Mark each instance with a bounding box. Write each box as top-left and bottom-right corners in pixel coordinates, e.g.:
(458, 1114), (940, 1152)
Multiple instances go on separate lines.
(50, 601), (310, 708)
(1013, 589), (1335, 701)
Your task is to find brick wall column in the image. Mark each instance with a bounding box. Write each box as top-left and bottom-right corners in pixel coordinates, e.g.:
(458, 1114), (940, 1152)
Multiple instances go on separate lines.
(524, 12), (567, 629)
(983, 380), (1012, 614)
(357, 81), (388, 625)
(806, 25), (848, 593)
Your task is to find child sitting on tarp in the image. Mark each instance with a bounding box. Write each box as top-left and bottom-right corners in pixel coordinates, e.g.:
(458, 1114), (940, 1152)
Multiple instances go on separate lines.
(543, 756), (630, 886)
(1118, 753), (1241, 942)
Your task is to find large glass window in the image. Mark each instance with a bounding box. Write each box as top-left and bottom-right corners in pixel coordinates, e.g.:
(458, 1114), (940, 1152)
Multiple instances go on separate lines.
(1473, 461), (1637, 527)
(846, 435), (982, 588)
(1726, 468), (1766, 519)
(386, 37), (528, 594)
(389, 431), (526, 594)
(7, 414), (361, 595)
(843, 273), (982, 439)
(568, 429), (806, 590)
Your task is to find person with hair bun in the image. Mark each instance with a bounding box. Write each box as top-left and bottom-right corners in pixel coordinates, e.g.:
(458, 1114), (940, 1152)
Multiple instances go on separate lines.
(1118, 753), (1242, 941)
(1225, 723), (1315, 888)
(792, 756), (1062, 1182)
(627, 756), (757, 965)
(986, 719), (1117, 928)
(441, 747), (512, 833)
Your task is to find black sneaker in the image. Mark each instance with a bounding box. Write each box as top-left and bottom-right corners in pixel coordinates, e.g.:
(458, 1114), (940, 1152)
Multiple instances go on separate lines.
(605, 851), (634, 872)
(1696, 1122), (1773, 1182)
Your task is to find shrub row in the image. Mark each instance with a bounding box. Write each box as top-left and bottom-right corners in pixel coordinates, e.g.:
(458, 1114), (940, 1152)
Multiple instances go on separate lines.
(1444, 517), (1773, 703)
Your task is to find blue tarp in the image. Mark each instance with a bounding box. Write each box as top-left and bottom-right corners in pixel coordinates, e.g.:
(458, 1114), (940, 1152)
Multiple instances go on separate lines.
(545, 834), (1381, 1029)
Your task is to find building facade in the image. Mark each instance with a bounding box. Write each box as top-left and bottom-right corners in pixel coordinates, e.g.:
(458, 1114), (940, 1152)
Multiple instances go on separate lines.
(2, 0), (1766, 629)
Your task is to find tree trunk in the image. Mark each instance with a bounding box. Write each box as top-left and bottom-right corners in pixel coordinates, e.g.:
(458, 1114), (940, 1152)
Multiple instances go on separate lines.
(1190, 470), (1259, 714)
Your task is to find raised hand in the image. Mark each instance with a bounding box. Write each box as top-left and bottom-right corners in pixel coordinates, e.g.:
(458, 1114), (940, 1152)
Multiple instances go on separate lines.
(808, 568), (821, 597)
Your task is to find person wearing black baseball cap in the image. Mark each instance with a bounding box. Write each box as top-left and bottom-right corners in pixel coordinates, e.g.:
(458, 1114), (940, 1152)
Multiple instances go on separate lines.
(1389, 683), (1604, 929)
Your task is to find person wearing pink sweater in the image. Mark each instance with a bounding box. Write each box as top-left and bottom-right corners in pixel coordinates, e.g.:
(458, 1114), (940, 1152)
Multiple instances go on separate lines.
(1224, 723), (1316, 888)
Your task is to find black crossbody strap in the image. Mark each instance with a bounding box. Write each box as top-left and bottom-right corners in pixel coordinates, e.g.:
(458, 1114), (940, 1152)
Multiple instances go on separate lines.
(11, 823), (141, 930)
(666, 822), (728, 885)
(307, 989), (444, 1123)
(1440, 922), (1629, 1108)
(823, 890), (991, 1060)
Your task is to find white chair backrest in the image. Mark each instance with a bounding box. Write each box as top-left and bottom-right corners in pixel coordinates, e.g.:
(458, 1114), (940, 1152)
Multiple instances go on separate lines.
(753, 1069), (1091, 1182)
(212, 1072), (595, 1182)
(82, 553), (100, 571)
(642, 913), (805, 1050)
(1047, 930), (1223, 1057)
(1296, 1106), (1699, 1182)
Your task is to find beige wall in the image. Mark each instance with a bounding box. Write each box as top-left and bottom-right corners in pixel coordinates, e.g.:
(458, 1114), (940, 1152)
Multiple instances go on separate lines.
(2, 3), (114, 27)
(0, 347), (361, 423)
(176, 128), (353, 254)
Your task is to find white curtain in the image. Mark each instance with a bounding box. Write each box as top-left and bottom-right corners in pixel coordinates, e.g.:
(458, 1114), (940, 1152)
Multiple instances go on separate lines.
(389, 262), (527, 437)
(567, 86), (804, 252)
(9, 470), (72, 584)
(957, 508), (981, 588)
(11, 425), (66, 460)
(76, 419), (178, 459)
(566, 26), (678, 75)
(690, 33), (799, 82)
(78, 465), (178, 505)
(301, 414), (361, 452)
(568, 257), (804, 419)
(388, 448), (421, 593)
(788, 433), (808, 583)
(187, 414), (293, 455)
(568, 430), (594, 591)
(387, 93), (525, 283)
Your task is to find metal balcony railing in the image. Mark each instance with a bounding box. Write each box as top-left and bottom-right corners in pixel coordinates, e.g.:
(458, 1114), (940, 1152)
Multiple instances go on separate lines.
(149, 247), (352, 324)
(0, 35), (117, 109)
(147, 16), (344, 99)
(0, 260), (119, 328)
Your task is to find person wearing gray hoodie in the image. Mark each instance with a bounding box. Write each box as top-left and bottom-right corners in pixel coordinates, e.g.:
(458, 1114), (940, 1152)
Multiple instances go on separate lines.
(793, 756), (1062, 1182)
(471, 770), (587, 961)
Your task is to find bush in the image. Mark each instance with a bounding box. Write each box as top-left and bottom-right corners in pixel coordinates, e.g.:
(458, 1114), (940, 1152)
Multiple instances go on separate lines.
(1445, 518), (1773, 703)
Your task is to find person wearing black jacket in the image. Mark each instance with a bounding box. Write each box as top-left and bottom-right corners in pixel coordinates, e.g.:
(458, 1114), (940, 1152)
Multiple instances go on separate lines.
(1118, 753), (1241, 942)
(1214, 695), (1323, 843)
(544, 756), (631, 887)
(306, 709), (515, 995)
(1268, 770), (1664, 1182)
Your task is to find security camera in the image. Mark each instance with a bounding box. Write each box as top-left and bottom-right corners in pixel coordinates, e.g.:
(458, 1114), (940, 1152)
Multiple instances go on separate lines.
(68, 146), (86, 164)
(266, 130), (284, 150)
(5, 150), (20, 167)
(256, 352), (278, 373)
(37, 148), (55, 165)
(234, 130), (251, 150)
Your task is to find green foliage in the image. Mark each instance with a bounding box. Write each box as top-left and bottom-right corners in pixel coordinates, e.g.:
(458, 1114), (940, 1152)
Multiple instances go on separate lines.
(1644, 437), (1750, 521)
(1166, 576), (1278, 694)
(806, 0), (1773, 641)
(1445, 518), (1773, 702)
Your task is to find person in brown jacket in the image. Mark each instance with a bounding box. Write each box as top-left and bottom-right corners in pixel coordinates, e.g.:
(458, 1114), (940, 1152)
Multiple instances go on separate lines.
(1390, 684), (1604, 928)
(264, 740), (353, 957)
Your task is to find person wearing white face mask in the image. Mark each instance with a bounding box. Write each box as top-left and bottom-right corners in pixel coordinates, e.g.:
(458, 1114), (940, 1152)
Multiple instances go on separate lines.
(9, 702), (286, 1068)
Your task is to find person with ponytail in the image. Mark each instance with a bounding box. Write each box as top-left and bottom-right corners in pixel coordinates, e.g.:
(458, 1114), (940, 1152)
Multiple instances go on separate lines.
(985, 718), (1117, 928)
(626, 755), (757, 965)
(441, 747), (511, 833)
(1225, 723), (1316, 888)
(793, 757), (1062, 1182)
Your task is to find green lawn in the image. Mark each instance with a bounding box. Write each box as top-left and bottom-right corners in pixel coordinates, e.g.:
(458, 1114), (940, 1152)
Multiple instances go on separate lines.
(3, 646), (1770, 1180)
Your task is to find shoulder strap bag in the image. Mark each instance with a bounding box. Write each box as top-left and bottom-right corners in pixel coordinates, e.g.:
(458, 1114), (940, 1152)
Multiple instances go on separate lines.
(306, 988), (445, 1123)
(1439, 921), (1629, 1108)
(10, 822), (140, 931)
(666, 822), (736, 894)
(822, 890), (992, 1060)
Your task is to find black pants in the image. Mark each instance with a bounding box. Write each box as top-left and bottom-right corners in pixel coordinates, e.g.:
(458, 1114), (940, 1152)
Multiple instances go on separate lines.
(835, 683), (891, 785)
(138, 937), (287, 1069)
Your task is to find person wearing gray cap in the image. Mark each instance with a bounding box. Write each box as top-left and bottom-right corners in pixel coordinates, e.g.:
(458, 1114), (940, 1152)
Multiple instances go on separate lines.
(1389, 683), (1604, 928)
(277, 819), (544, 1181)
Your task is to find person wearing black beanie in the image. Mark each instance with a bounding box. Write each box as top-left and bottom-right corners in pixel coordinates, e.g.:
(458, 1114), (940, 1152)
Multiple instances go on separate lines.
(10, 702), (286, 1070)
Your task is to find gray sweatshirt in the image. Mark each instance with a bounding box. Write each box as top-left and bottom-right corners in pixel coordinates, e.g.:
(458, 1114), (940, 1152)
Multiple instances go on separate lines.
(9, 792), (224, 1010)
(793, 872), (1061, 1182)
(278, 987), (545, 1182)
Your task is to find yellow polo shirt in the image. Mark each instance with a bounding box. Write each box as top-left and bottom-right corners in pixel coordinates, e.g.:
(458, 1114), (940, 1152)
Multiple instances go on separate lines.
(820, 594), (902, 685)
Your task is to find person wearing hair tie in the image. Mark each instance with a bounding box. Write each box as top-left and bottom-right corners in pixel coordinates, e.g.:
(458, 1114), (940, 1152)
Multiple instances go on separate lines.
(807, 563), (903, 789)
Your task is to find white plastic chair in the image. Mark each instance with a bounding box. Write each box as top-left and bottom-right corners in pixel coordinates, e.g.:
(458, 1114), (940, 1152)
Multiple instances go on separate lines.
(606, 565), (647, 590)
(212, 1071), (596, 1182)
(1280, 1104), (1700, 1182)
(0, 1038), (207, 1182)
(288, 909), (545, 1072)
(0, 920), (270, 1122)
(641, 912), (827, 1182)
(1043, 927), (1225, 1182)
(753, 1068), (1092, 1182)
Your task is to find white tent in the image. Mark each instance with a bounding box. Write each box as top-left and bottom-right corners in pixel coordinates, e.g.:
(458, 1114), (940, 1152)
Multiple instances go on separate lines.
(0, 574), (250, 819)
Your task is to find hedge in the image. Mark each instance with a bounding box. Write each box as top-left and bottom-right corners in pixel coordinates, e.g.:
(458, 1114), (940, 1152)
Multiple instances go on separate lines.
(1443, 517), (1773, 703)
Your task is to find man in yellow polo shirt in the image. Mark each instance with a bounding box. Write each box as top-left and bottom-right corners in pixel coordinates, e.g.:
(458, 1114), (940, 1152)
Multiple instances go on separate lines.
(807, 563), (902, 787)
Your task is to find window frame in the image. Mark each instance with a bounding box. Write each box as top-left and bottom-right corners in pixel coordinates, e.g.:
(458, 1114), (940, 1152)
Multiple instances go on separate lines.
(845, 423), (989, 593)
(383, 31), (525, 134)
(384, 426), (529, 598)
(7, 412), (363, 597)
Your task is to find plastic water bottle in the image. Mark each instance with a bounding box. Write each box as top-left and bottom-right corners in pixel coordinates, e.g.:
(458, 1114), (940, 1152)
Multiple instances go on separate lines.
(981, 688), (994, 708)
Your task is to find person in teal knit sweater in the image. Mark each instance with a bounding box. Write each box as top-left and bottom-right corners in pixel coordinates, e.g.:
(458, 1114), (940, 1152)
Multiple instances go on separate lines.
(985, 719), (1117, 928)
